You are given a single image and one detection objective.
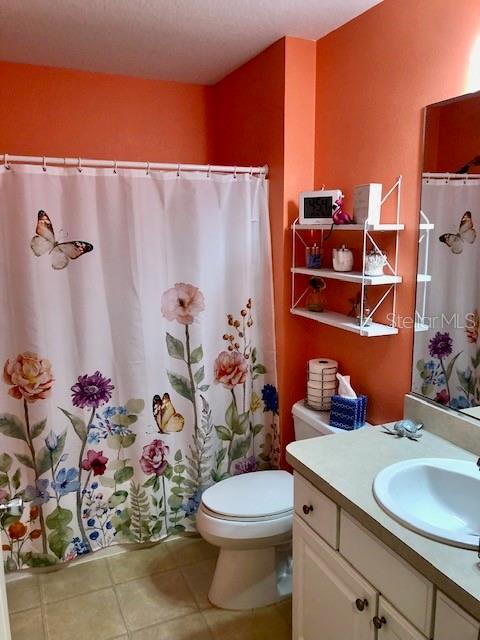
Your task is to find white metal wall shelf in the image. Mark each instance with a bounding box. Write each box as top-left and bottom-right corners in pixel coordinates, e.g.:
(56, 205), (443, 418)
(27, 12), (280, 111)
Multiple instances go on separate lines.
(291, 308), (399, 337)
(291, 176), (403, 337)
(293, 222), (404, 232)
(291, 267), (402, 286)
(416, 207), (434, 332)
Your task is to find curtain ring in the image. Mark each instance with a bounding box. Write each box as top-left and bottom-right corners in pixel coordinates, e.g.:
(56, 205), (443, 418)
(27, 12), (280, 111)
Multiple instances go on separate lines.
(4, 154), (10, 170)
(146, 161), (150, 176)
(113, 160), (118, 174)
(177, 164), (181, 177)
(207, 165), (212, 179)
(233, 166), (237, 179)
(42, 156), (47, 172)
(77, 157), (82, 173)
(249, 166), (253, 177)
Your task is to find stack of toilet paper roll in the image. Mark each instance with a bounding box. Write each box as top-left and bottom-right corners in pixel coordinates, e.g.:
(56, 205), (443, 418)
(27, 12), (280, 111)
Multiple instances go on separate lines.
(306, 358), (338, 411)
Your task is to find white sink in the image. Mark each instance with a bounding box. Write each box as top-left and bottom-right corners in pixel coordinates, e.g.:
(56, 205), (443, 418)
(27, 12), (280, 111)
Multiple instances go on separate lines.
(373, 458), (480, 549)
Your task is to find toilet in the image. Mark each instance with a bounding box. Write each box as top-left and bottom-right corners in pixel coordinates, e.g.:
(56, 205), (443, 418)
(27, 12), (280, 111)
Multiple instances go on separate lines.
(196, 400), (343, 610)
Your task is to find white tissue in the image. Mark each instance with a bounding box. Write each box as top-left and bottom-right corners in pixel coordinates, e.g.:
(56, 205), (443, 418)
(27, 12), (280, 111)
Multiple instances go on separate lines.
(336, 373), (357, 398)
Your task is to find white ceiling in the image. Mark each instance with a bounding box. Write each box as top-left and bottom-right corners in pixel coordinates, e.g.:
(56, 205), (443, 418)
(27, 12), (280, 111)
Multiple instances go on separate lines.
(0, 0), (382, 85)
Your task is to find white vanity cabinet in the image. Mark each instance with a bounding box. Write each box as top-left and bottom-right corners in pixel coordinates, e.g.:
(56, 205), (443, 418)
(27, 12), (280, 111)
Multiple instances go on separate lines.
(293, 516), (377, 640)
(433, 592), (480, 640)
(376, 598), (427, 640)
(292, 473), (480, 640)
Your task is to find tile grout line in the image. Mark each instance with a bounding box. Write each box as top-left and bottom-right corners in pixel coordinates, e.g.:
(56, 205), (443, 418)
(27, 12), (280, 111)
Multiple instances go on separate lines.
(38, 576), (49, 640)
(104, 556), (130, 637)
(111, 583), (130, 636)
(177, 563), (206, 613)
(109, 570), (130, 638)
(38, 580), (115, 607)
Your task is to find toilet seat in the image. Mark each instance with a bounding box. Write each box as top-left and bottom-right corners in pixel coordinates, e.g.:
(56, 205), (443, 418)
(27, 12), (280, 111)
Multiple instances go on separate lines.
(201, 502), (293, 523)
(201, 469), (293, 520)
(197, 502), (293, 544)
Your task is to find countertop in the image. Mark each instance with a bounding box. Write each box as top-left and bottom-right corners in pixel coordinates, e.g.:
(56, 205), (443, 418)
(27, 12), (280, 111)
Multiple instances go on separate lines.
(286, 426), (480, 620)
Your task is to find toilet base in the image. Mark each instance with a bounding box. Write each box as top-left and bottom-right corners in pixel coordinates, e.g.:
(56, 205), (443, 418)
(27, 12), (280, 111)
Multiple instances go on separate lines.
(208, 543), (292, 610)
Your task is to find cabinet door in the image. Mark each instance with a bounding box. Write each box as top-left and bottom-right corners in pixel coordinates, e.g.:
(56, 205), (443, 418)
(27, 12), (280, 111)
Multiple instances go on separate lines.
(434, 592), (479, 640)
(376, 598), (427, 640)
(293, 515), (376, 640)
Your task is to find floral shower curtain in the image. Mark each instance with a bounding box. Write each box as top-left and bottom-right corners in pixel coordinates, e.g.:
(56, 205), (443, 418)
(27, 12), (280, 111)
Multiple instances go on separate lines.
(0, 164), (278, 572)
(414, 177), (480, 410)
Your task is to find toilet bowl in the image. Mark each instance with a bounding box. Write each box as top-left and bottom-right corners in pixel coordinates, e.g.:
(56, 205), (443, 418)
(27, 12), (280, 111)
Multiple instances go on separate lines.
(196, 400), (342, 610)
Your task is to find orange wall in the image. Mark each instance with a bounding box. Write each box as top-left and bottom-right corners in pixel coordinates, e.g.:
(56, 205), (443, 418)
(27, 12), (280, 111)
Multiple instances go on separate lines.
(424, 93), (480, 172)
(0, 61), (210, 162)
(209, 39), (288, 453)
(281, 39), (317, 449)
(306, 0), (480, 425)
(210, 37), (317, 460)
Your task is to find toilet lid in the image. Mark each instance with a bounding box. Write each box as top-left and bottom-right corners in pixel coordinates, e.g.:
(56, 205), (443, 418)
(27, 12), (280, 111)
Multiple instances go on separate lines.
(201, 470), (293, 519)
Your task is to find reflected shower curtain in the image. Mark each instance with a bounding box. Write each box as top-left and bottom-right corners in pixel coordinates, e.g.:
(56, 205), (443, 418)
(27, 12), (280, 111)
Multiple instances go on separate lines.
(413, 177), (480, 409)
(0, 164), (278, 572)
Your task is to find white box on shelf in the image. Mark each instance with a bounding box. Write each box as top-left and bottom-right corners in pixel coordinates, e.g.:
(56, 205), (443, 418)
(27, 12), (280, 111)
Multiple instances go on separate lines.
(353, 183), (382, 225)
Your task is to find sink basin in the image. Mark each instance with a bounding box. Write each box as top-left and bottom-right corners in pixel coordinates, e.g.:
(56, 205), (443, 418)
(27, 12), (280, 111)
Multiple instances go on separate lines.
(373, 458), (480, 549)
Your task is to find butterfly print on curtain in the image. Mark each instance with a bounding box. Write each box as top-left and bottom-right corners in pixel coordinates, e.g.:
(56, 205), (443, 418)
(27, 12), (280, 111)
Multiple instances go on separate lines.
(439, 210), (477, 254)
(30, 210), (93, 270)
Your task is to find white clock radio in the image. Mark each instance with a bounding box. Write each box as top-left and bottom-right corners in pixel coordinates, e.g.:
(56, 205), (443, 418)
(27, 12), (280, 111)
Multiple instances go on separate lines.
(299, 189), (343, 225)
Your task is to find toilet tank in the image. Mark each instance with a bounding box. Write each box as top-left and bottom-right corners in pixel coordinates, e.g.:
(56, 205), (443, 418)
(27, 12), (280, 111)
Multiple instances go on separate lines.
(292, 400), (346, 439)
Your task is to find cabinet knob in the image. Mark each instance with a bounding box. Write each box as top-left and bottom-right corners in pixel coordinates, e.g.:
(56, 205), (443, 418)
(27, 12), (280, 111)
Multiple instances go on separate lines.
(302, 504), (313, 515)
(373, 616), (387, 629)
(355, 598), (368, 611)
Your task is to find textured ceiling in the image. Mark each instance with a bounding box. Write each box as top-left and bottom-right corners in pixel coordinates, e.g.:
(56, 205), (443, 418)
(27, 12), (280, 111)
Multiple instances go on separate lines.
(0, 0), (382, 85)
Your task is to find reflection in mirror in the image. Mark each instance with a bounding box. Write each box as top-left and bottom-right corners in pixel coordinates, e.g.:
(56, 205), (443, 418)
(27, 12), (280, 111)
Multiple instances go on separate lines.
(413, 91), (480, 419)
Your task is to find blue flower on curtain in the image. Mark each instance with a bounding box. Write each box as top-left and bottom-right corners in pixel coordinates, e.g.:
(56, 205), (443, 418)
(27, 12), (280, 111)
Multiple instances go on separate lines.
(261, 384), (279, 414)
(24, 479), (50, 506)
(52, 468), (80, 496)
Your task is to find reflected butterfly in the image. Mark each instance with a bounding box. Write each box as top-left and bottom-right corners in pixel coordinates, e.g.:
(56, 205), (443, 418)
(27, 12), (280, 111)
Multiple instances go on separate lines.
(30, 210), (93, 270)
(153, 393), (185, 433)
(439, 211), (477, 254)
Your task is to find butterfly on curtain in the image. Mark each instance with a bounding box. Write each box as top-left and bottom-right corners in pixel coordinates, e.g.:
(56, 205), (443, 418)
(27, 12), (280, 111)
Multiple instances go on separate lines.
(439, 211), (477, 254)
(153, 393), (185, 433)
(30, 210), (94, 270)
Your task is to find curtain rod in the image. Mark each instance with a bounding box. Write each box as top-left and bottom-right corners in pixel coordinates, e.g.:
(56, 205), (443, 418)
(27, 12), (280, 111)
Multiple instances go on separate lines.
(422, 172), (480, 180)
(0, 154), (268, 176)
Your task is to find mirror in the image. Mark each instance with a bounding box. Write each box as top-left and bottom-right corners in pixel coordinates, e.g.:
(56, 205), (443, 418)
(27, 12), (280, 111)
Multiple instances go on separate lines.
(412, 90), (480, 419)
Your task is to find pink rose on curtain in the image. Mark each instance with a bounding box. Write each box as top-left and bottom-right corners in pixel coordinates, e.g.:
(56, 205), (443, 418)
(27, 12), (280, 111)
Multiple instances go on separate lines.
(140, 439), (170, 476)
(214, 351), (248, 389)
(161, 283), (205, 325)
(3, 352), (54, 402)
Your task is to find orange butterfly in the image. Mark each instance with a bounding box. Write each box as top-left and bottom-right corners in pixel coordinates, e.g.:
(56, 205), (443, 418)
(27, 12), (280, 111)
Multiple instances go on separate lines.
(153, 393), (185, 433)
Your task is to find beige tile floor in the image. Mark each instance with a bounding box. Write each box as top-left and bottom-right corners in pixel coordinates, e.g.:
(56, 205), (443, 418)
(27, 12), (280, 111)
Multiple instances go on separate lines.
(7, 536), (292, 640)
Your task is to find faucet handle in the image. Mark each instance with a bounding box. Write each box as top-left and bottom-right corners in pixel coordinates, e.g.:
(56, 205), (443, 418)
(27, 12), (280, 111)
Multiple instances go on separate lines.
(0, 497), (24, 517)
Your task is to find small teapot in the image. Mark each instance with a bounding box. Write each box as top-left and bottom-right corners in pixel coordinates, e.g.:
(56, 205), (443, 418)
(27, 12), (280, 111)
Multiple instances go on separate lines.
(332, 245), (353, 272)
(364, 249), (387, 276)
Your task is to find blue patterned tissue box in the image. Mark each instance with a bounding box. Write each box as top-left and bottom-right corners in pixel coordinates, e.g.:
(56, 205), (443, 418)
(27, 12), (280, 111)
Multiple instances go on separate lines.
(329, 395), (367, 431)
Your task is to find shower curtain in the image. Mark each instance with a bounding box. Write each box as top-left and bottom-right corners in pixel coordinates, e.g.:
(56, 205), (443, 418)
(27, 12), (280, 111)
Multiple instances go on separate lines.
(0, 164), (278, 572)
(413, 177), (480, 409)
